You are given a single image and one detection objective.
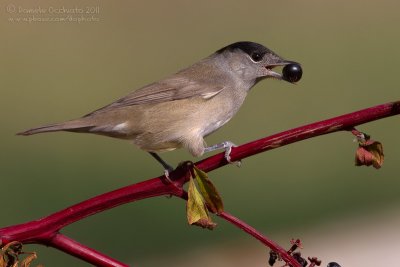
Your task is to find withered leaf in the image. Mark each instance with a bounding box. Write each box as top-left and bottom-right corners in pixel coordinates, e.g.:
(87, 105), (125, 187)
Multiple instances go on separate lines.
(0, 242), (41, 267)
(193, 166), (224, 214)
(0, 255), (6, 267)
(192, 218), (217, 230)
(20, 253), (37, 267)
(355, 139), (384, 169)
(186, 176), (215, 229)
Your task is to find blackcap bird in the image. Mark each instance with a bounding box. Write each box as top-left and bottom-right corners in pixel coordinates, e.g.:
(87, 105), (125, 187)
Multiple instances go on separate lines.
(18, 41), (302, 173)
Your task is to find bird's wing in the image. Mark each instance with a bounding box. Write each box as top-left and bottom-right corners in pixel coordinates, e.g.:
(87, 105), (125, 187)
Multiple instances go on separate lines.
(85, 75), (224, 116)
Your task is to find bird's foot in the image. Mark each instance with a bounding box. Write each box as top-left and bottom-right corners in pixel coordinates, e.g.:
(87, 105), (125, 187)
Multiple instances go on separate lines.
(205, 141), (241, 167)
(163, 166), (175, 184)
(149, 152), (176, 184)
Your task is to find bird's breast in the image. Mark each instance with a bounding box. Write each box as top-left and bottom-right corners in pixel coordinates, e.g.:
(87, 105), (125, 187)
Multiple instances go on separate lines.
(199, 88), (247, 137)
(201, 117), (232, 137)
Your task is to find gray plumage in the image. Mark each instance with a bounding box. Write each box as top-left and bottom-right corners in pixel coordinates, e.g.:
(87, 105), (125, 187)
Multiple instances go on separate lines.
(18, 41), (296, 160)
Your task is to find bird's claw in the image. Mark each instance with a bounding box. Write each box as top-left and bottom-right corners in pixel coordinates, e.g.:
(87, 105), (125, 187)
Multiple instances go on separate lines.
(222, 141), (241, 167)
(163, 169), (174, 184)
(204, 141), (242, 166)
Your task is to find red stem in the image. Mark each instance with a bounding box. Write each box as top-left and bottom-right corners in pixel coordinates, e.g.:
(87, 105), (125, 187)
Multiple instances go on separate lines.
(1, 100), (399, 266)
(218, 212), (302, 267)
(178, 190), (302, 267)
(49, 233), (128, 267)
(196, 100), (400, 172)
(0, 175), (187, 266)
(0, 177), (186, 243)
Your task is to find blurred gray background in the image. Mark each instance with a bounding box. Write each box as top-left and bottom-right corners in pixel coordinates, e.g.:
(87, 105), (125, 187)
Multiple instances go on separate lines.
(1, 0), (399, 266)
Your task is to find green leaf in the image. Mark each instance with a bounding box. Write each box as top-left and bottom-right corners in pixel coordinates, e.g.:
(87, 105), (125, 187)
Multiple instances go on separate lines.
(193, 166), (224, 214)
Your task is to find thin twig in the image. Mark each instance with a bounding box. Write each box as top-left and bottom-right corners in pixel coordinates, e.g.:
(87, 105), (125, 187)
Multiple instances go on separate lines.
(218, 212), (302, 267)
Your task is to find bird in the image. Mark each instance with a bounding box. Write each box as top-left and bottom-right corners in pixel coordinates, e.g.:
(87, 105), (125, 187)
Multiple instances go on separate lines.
(17, 41), (302, 173)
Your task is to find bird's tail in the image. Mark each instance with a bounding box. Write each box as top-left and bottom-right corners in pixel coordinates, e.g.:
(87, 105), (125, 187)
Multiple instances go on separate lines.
(17, 119), (93, 136)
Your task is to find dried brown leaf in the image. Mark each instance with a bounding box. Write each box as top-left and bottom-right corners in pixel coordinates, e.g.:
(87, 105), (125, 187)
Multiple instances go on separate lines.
(355, 139), (384, 169)
(0, 255), (6, 267)
(0, 242), (41, 267)
(20, 253), (37, 267)
(192, 218), (217, 230)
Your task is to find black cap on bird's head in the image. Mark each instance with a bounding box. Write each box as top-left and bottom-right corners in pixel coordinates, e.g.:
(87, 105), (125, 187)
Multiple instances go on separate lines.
(216, 41), (274, 57)
(216, 41), (302, 83)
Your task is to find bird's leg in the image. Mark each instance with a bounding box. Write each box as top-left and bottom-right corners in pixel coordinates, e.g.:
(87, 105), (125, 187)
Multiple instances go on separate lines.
(204, 141), (241, 167)
(149, 152), (174, 182)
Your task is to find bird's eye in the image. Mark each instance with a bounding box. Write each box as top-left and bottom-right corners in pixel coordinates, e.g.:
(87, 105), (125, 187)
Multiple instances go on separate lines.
(251, 53), (262, 62)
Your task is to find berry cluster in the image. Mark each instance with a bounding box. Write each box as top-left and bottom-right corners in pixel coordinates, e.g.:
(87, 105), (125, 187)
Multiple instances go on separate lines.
(268, 239), (342, 267)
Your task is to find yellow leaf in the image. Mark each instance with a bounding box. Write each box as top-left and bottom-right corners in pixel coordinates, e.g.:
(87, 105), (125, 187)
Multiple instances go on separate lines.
(187, 176), (208, 224)
(193, 166), (224, 214)
(186, 176), (215, 229)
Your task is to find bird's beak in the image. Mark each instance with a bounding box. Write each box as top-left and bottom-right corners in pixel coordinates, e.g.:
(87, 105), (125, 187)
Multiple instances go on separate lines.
(264, 60), (297, 80)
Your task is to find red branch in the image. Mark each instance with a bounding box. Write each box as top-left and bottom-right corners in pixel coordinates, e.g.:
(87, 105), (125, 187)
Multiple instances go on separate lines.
(218, 212), (299, 266)
(50, 234), (128, 267)
(1, 101), (399, 266)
